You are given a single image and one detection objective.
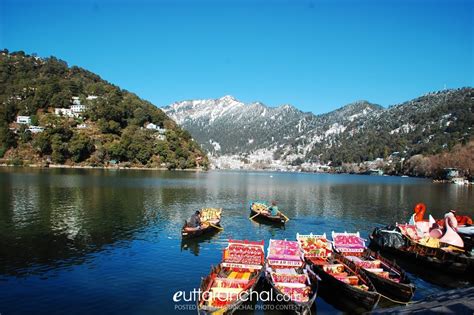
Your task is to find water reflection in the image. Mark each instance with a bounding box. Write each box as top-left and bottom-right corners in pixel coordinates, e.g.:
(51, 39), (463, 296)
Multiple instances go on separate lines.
(0, 169), (473, 314)
(180, 231), (222, 256)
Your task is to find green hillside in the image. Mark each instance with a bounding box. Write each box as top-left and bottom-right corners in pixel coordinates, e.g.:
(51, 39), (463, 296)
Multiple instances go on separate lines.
(0, 49), (208, 169)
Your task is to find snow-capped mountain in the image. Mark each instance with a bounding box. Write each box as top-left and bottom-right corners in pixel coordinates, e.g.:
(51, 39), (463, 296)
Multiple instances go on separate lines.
(163, 88), (473, 169)
(163, 96), (382, 165)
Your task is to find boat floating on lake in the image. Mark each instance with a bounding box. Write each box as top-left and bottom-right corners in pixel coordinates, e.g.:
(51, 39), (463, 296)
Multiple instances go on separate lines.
(181, 208), (223, 239)
(249, 201), (289, 225)
(197, 239), (265, 314)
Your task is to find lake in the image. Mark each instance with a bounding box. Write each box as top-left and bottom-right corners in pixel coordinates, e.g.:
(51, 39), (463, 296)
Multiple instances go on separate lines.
(0, 168), (473, 314)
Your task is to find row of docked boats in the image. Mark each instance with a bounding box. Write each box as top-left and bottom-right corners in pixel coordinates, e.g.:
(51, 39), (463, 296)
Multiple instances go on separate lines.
(197, 231), (417, 314)
(185, 202), (473, 313)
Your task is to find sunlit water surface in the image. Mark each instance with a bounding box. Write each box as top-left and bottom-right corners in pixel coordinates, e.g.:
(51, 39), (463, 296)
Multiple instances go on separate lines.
(0, 168), (473, 314)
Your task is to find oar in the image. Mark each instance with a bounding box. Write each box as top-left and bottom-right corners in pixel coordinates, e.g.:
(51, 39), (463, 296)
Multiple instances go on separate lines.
(249, 212), (260, 220)
(280, 212), (290, 222)
(208, 222), (224, 230)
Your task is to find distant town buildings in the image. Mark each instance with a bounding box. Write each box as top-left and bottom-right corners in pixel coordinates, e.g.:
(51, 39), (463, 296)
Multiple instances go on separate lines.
(12, 96), (96, 136)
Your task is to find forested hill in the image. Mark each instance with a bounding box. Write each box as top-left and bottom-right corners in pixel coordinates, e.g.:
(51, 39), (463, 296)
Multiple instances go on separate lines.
(0, 49), (209, 169)
(165, 89), (473, 177)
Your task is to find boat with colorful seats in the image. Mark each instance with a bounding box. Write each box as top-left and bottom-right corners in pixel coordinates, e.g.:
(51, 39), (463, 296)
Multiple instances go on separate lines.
(264, 239), (317, 315)
(369, 224), (474, 282)
(181, 208), (223, 239)
(332, 231), (415, 303)
(249, 201), (289, 225)
(297, 233), (380, 312)
(197, 239), (265, 314)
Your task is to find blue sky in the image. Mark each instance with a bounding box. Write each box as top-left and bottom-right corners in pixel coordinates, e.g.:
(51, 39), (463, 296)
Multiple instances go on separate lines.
(1, 0), (472, 114)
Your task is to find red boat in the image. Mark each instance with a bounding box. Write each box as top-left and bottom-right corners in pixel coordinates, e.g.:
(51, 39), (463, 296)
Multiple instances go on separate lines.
(197, 239), (265, 314)
(332, 231), (415, 303)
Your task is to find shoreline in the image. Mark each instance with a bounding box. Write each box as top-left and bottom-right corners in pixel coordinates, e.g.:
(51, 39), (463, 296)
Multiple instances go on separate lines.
(0, 164), (472, 184)
(0, 163), (206, 172)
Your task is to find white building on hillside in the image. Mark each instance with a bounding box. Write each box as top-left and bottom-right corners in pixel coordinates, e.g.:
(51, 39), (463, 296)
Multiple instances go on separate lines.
(16, 116), (31, 124)
(55, 108), (77, 118)
(71, 104), (86, 113)
(72, 96), (81, 105)
(145, 123), (166, 134)
(28, 126), (44, 133)
(68, 96), (87, 114)
(86, 95), (98, 100)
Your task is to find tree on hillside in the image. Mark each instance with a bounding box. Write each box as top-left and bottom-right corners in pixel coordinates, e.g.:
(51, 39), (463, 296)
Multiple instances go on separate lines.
(69, 133), (94, 162)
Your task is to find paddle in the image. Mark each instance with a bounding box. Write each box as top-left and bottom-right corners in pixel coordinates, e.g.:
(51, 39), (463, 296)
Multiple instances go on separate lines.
(249, 212), (260, 220)
(208, 222), (224, 230)
(280, 212), (290, 222)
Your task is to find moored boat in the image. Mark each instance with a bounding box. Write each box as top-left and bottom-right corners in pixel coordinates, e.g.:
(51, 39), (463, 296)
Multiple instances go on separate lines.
(249, 201), (288, 225)
(297, 233), (380, 312)
(332, 231), (415, 303)
(197, 239), (265, 314)
(264, 239), (317, 315)
(181, 208), (222, 239)
(458, 225), (474, 253)
(409, 203), (473, 250)
(369, 225), (474, 282)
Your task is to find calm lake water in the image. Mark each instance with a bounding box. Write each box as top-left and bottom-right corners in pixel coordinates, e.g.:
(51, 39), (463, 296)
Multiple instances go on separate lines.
(0, 168), (473, 315)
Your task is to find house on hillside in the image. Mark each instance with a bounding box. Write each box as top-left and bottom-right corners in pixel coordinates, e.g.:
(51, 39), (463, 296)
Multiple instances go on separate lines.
(54, 97), (86, 118)
(55, 108), (77, 118)
(366, 169), (384, 176)
(16, 116), (31, 124)
(443, 168), (460, 180)
(27, 126), (44, 133)
(72, 96), (81, 104)
(70, 96), (87, 113)
(145, 123), (166, 134)
(71, 104), (86, 113)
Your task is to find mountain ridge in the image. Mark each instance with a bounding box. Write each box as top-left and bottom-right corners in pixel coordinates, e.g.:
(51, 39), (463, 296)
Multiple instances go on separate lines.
(163, 88), (473, 172)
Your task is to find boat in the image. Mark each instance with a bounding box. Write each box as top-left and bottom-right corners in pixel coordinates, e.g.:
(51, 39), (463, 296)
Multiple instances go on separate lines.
(297, 233), (380, 312)
(408, 203), (473, 247)
(181, 208), (223, 239)
(332, 231), (415, 303)
(369, 224), (474, 282)
(405, 204), (472, 253)
(264, 239), (317, 314)
(458, 226), (474, 253)
(249, 201), (288, 225)
(197, 239), (265, 314)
